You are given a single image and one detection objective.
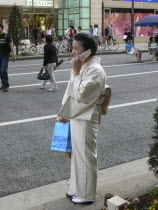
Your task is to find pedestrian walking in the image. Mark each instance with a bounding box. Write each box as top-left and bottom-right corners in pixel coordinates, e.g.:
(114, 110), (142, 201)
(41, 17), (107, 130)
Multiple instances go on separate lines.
(0, 24), (15, 92)
(77, 26), (83, 34)
(51, 25), (56, 41)
(104, 25), (109, 41)
(45, 26), (52, 35)
(107, 24), (113, 43)
(32, 26), (38, 46)
(89, 25), (93, 35)
(123, 28), (131, 43)
(92, 24), (99, 36)
(58, 33), (106, 204)
(40, 35), (58, 91)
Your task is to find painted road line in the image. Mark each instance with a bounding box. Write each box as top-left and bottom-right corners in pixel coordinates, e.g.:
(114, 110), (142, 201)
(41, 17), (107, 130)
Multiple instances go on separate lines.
(9, 70), (158, 88)
(108, 70), (158, 78)
(9, 69), (72, 76)
(0, 98), (157, 127)
(9, 81), (69, 89)
(110, 98), (157, 108)
(8, 61), (154, 70)
(0, 115), (57, 127)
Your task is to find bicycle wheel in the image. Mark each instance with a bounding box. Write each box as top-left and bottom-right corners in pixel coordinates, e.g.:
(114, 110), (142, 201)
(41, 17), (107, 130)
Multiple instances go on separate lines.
(98, 43), (106, 51)
(108, 41), (119, 51)
(29, 45), (37, 54)
(62, 42), (71, 53)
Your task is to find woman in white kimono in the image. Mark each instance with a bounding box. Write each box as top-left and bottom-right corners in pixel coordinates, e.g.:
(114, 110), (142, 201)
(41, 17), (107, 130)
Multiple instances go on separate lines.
(58, 33), (106, 204)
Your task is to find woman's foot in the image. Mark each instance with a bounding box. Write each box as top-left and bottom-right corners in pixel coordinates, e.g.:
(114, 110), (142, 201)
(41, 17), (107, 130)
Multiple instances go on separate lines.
(49, 87), (58, 92)
(72, 197), (94, 204)
(65, 192), (75, 198)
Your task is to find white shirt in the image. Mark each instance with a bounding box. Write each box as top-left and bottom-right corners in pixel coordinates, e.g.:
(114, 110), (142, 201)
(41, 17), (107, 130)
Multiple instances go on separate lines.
(92, 28), (98, 36)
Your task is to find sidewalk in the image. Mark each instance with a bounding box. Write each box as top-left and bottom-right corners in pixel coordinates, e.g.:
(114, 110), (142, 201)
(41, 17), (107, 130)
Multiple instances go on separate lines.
(14, 42), (149, 61)
(0, 157), (157, 210)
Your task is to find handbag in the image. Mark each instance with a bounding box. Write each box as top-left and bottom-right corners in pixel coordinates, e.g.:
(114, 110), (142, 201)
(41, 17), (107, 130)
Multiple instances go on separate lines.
(51, 122), (72, 152)
(98, 85), (112, 115)
(37, 66), (50, 80)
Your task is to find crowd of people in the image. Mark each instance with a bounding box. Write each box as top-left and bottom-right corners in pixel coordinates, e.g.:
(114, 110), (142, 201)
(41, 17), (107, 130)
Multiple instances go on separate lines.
(32, 24), (56, 46)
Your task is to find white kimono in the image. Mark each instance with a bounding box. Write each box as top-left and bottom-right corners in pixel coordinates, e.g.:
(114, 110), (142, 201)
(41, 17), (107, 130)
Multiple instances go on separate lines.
(58, 56), (106, 200)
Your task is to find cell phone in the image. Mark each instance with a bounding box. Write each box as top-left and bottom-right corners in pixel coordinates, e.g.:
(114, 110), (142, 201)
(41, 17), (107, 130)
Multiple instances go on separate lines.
(71, 49), (91, 64)
(79, 49), (91, 60)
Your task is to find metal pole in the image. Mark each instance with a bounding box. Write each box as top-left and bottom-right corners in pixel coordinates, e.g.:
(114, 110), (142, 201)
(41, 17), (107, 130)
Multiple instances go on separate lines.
(131, 0), (135, 45)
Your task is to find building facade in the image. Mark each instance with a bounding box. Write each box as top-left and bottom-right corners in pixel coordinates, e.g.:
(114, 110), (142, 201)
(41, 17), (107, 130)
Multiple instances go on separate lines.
(0, 0), (158, 40)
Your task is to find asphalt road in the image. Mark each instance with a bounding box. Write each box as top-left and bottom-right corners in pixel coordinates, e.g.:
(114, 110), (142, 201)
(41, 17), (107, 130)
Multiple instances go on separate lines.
(0, 53), (158, 197)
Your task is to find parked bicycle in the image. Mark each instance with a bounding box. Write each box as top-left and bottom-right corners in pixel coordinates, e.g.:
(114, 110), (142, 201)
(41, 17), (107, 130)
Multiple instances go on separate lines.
(29, 41), (59, 55)
(96, 36), (119, 51)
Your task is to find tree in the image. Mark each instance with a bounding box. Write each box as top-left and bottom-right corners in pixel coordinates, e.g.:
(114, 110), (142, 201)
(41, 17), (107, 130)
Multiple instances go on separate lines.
(8, 4), (24, 55)
(148, 106), (158, 178)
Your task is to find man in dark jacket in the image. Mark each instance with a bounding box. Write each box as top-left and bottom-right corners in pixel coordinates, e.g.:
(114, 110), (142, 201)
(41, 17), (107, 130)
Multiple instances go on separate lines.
(0, 24), (15, 92)
(32, 26), (38, 46)
(124, 28), (131, 43)
(40, 35), (58, 91)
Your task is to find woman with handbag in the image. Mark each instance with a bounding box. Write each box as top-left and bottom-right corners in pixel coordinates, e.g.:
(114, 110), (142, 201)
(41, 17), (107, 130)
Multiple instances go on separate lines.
(57, 33), (107, 204)
(40, 35), (58, 91)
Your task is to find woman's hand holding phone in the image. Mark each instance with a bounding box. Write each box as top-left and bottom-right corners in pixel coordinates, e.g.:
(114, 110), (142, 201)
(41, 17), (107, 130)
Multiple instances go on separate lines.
(73, 55), (83, 77)
(72, 49), (91, 77)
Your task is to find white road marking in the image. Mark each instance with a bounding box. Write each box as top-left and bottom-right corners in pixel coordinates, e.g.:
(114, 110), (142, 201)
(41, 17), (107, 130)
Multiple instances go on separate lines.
(8, 61), (153, 71)
(0, 115), (57, 127)
(10, 81), (69, 89)
(9, 69), (72, 76)
(102, 61), (154, 68)
(9, 69), (158, 89)
(108, 70), (158, 78)
(0, 98), (157, 127)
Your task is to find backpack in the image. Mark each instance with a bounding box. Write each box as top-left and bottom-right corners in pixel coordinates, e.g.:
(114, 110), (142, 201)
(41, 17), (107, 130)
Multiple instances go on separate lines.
(98, 85), (112, 115)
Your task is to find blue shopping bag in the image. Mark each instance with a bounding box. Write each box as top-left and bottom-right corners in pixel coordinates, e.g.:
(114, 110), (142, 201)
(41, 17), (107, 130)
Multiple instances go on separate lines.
(51, 122), (72, 152)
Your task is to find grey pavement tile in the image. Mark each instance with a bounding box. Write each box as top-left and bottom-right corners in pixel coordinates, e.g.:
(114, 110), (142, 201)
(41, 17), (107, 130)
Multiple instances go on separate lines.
(45, 195), (104, 210)
(27, 204), (48, 210)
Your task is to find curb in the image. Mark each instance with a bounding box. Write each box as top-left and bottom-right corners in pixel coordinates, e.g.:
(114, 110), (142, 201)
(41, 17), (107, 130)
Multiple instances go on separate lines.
(0, 157), (157, 210)
(10, 50), (148, 61)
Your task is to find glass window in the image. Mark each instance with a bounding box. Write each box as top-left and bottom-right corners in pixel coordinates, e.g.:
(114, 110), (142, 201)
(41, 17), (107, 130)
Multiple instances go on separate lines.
(69, 14), (79, 28)
(58, 14), (63, 20)
(58, 19), (63, 29)
(80, 0), (90, 7)
(64, 9), (68, 18)
(80, 19), (90, 30)
(80, 8), (89, 18)
(58, 29), (63, 35)
(69, 0), (79, 8)
(64, 20), (68, 29)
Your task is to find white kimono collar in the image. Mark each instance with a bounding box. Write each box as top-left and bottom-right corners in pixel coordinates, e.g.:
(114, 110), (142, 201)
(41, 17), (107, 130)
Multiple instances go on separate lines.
(80, 56), (101, 75)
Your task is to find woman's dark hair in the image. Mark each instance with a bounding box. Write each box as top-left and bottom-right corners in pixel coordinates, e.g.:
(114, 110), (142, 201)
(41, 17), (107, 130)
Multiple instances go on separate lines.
(0, 24), (4, 30)
(46, 35), (53, 43)
(73, 33), (97, 56)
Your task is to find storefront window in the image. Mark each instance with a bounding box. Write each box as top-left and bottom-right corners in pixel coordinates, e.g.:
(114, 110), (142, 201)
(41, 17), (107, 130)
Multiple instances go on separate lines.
(80, 0), (90, 7)
(80, 8), (89, 18)
(80, 19), (89, 33)
(104, 8), (154, 37)
(61, 0), (90, 35)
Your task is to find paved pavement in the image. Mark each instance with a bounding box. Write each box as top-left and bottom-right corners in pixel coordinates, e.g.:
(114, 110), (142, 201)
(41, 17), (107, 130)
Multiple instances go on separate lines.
(0, 157), (157, 210)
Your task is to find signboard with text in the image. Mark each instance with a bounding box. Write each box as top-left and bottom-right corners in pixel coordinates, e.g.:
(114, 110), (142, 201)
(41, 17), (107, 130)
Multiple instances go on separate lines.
(25, 0), (53, 7)
(69, 0), (79, 7)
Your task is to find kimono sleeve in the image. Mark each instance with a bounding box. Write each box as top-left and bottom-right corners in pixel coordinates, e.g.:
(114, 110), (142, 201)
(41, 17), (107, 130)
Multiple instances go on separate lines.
(67, 66), (104, 104)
